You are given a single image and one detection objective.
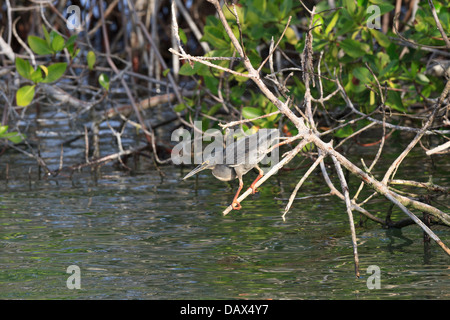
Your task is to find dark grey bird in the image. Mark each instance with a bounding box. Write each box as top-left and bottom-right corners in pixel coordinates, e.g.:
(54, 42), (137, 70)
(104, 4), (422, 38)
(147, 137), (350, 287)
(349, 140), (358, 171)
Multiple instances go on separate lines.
(183, 129), (280, 210)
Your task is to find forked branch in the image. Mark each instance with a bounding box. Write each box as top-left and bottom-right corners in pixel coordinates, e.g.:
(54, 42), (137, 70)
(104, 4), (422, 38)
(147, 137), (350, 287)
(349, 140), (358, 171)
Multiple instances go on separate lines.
(171, 0), (450, 264)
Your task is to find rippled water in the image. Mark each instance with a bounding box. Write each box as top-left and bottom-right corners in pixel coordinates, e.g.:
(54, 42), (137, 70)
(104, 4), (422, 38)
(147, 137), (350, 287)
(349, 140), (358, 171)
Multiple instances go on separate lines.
(1, 148), (449, 299)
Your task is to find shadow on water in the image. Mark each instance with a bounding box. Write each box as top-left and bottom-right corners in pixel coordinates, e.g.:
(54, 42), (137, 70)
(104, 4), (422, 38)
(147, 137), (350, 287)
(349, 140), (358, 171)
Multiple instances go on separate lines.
(1, 151), (449, 299)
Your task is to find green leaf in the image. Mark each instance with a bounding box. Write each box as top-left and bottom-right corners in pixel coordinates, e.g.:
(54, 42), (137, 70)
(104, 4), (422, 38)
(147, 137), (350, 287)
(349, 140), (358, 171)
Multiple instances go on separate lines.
(242, 107), (263, 119)
(266, 103), (279, 122)
(51, 34), (65, 52)
(302, 142), (314, 152)
(178, 28), (187, 44)
(416, 73), (430, 85)
(16, 85), (36, 106)
(72, 48), (81, 59)
(335, 124), (354, 138)
(370, 90), (375, 105)
(410, 61), (419, 76)
(174, 103), (187, 112)
(15, 57), (34, 80)
(369, 29), (391, 47)
(65, 35), (77, 49)
(42, 25), (51, 46)
(353, 67), (372, 84)
(386, 90), (405, 112)
(223, 2), (244, 24)
(87, 51), (96, 70)
(65, 35), (78, 57)
(370, 1), (395, 15)
(28, 36), (53, 55)
(41, 63), (67, 83)
(0, 125), (8, 135)
(178, 61), (205, 76)
(0, 131), (25, 144)
(30, 69), (43, 83)
(8, 135), (25, 144)
(267, 2), (281, 21)
(202, 26), (230, 48)
(379, 59), (398, 78)
(343, 0), (356, 14)
(162, 68), (171, 77)
(279, 0), (293, 19)
(204, 75), (219, 95)
(340, 39), (367, 58)
(285, 27), (298, 45)
(325, 11), (339, 36)
(312, 15), (324, 34)
(207, 103), (222, 116)
(99, 73), (110, 91)
(252, 0), (267, 14)
(232, 68), (250, 83)
(422, 84), (433, 98)
(337, 21), (356, 37)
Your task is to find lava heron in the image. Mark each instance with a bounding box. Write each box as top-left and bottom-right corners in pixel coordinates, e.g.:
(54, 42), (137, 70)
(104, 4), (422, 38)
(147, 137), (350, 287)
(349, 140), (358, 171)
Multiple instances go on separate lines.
(183, 129), (280, 210)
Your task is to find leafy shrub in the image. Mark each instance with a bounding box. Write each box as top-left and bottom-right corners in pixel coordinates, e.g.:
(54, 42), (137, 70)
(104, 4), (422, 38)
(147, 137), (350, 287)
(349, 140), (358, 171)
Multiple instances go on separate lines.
(177, 0), (448, 138)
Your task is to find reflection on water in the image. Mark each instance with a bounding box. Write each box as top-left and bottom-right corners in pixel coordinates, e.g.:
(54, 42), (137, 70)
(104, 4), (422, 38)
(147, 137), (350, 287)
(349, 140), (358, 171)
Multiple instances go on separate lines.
(1, 155), (449, 299)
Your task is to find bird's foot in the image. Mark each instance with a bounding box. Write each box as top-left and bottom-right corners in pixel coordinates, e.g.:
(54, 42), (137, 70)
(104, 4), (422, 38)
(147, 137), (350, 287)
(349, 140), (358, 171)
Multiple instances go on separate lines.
(249, 184), (258, 194)
(249, 187), (258, 194)
(231, 200), (242, 210)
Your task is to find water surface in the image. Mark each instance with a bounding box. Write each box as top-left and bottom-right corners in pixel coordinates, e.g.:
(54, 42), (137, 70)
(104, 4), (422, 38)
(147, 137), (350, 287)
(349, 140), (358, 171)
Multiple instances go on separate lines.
(1, 151), (449, 299)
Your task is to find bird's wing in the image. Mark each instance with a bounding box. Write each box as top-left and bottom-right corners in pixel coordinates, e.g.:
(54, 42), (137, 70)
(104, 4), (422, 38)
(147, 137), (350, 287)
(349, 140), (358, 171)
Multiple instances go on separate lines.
(225, 130), (280, 168)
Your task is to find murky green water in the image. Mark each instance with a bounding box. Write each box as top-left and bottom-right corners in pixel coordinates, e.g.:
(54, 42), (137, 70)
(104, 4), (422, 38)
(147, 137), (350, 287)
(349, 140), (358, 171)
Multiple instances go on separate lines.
(1, 147), (449, 299)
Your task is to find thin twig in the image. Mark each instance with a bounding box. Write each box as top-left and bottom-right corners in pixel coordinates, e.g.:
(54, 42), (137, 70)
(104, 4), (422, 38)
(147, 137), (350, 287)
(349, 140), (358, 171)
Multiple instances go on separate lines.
(382, 79), (450, 184)
(427, 0), (450, 48)
(331, 154), (360, 278)
(257, 16), (292, 73)
(219, 110), (281, 130)
(169, 48), (251, 78)
(283, 153), (326, 218)
(174, 0), (211, 53)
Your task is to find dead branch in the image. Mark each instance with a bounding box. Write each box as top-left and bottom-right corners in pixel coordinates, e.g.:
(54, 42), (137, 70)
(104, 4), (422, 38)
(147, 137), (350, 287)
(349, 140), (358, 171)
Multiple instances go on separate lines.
(169, 0), (450, 262)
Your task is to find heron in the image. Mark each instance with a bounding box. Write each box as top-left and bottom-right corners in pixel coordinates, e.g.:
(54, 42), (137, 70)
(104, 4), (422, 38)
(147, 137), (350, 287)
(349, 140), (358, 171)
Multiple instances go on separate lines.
(183, 129), (280, 210)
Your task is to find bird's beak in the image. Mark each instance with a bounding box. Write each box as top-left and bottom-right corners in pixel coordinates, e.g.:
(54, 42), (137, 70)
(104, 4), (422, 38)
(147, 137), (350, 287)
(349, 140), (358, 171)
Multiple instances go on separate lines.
(182, 161), (209, 180)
